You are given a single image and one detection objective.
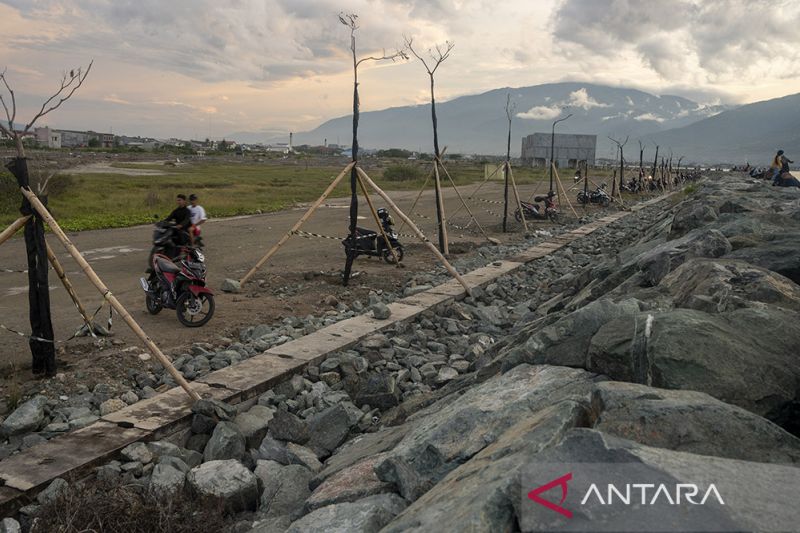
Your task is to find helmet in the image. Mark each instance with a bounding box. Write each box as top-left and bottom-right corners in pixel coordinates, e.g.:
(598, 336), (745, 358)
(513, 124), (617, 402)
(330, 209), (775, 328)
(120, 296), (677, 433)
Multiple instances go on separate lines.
(377, 207), (389, 218)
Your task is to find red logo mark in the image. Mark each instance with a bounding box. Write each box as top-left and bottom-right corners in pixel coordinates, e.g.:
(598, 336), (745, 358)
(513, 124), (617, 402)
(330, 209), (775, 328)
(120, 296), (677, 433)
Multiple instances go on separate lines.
(528, 472), (573, 518)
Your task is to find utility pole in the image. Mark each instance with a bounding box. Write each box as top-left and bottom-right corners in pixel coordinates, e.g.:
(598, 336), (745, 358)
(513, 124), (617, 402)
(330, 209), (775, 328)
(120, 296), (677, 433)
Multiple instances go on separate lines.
(549, 113), (572, 194)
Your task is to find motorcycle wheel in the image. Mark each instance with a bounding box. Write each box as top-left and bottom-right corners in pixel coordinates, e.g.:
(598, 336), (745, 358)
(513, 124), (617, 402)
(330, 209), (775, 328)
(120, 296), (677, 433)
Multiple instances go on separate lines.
(383, 245), (404, 264)
(514, 209), (523, 222)
(145, 292), (162, 315)
(577, 192), (586, 204)
(548, 211), (560, 224)
(176, 291), (215, 327)
(601, 197), (611, 207)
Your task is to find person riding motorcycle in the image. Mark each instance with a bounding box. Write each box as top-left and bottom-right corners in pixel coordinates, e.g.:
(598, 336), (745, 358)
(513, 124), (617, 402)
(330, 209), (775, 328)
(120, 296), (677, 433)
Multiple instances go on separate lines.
(165, 194), (193, 245)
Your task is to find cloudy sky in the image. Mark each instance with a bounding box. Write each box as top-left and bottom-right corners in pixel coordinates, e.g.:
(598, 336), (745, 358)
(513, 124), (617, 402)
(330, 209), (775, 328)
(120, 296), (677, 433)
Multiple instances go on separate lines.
(1, 0), (798, 140)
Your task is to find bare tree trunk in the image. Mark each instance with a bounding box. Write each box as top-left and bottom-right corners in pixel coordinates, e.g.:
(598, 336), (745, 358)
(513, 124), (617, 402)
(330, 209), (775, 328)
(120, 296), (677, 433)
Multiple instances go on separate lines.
(342, 74), (359, 286)
(430, 74), (446, 253)
(619, 145), (625, 195)
(503, 95), (513, 232)
(652, 145), (659, 181)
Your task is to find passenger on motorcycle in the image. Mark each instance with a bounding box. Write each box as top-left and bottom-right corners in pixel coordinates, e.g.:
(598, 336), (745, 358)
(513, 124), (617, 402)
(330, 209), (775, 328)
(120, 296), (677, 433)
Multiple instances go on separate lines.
(188, 193), (208, 246)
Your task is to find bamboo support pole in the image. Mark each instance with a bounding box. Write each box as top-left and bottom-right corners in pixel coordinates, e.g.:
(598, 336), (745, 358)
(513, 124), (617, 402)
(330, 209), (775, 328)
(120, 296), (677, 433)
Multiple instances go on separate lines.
(437, 160), (499, 244)
(45, 241), (94, 331)
(356, 172), (400, 264)
(0, 215), (31, 247)
(20, 187), (200, 402)
(356, 167), (471, 295)
(433, 161), (449, 255)
(240, 163), (354, 285)
(449, 162), (505, 220)
(552, 165), (579, 219)
(397, 147), (450, 233)
(506, 164), (530, 234)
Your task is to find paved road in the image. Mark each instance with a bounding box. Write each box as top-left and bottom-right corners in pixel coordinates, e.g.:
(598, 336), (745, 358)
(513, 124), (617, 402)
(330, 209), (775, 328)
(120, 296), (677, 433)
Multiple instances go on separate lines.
(0, 181), (554, 369)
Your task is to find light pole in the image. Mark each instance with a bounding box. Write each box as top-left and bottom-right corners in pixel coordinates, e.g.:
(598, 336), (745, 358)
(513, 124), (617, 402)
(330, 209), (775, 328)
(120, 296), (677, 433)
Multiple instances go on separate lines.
(549, 113), (573, 194)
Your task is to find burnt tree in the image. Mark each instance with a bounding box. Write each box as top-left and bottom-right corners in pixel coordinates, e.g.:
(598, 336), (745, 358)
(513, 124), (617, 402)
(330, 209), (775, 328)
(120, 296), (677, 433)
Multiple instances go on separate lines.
(502, 93), (515, 232)
(1, 64), (91, 376)
(405, 37), (454, 254)
(339, 14), (406, 285)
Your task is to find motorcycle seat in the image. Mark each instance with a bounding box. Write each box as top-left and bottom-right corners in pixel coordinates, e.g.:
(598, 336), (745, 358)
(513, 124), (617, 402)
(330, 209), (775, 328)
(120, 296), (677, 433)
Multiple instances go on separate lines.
(533, 195), (548, 202)
(155, 256), (180, 274)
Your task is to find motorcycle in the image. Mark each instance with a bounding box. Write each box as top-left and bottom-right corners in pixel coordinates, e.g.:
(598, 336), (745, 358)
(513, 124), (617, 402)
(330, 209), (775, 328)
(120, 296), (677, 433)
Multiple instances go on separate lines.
(140, 248), (214, 327)
(514, 192), (559, 223)
(342, 207), (404, 264)
(577, 183), (611, 207)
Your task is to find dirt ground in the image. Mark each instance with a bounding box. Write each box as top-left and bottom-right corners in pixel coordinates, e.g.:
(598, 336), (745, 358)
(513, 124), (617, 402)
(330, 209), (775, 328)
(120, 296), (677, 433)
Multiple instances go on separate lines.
(0, 179), (580, 405)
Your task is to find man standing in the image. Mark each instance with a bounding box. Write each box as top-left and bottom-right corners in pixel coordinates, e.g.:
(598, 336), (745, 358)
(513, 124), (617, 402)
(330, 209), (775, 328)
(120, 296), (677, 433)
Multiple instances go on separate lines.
(188, 193), (208, 246)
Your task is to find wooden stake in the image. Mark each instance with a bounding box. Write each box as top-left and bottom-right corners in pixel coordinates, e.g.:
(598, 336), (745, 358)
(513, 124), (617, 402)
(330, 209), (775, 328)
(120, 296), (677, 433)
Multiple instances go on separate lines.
(437, 159), (499, 244)
(240, 162), (354, 285)
(45, 240), (95, 331)
(433, 161), (449, 255)
(0, 215), (31, 247)
(552, 165), (579, 219)
(506, 164), (530, 234)
(356, 172), (400, 264)
(356, 167), (471, 295)
(19, 187), (200, 402)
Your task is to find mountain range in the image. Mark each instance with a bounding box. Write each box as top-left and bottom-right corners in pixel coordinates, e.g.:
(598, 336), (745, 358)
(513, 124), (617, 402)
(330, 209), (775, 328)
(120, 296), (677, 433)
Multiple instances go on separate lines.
(228, 82), (799, 164)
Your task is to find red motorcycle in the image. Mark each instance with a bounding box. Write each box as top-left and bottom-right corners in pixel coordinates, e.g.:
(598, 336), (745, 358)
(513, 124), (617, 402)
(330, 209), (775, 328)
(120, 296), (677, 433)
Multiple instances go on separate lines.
(514, 192), (560, 223)
(140, 248), (215, 327)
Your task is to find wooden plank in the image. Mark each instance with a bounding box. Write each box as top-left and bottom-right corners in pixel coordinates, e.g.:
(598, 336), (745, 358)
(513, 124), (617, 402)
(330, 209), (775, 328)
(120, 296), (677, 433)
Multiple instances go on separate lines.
(197, 353), (303, 401)
(101, 383), (229, 437)
(0, 422), (147, 492)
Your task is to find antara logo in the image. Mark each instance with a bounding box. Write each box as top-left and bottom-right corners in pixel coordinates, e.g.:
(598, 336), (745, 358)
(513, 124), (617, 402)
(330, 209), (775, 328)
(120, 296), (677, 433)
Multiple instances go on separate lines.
(528, 473), (725, 519)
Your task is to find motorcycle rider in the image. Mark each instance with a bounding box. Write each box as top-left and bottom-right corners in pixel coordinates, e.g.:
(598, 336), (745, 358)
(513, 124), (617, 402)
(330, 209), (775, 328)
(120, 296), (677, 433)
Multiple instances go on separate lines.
(166, 194), (193, 245)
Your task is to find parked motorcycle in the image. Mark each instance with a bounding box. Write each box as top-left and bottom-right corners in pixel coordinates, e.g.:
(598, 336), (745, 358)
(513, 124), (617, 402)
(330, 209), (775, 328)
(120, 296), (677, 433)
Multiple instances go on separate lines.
(342, 207), (404, 264)
(140, 245), (215, 327)
(514, 192), (559, 223)
(577, 183), (611, 207)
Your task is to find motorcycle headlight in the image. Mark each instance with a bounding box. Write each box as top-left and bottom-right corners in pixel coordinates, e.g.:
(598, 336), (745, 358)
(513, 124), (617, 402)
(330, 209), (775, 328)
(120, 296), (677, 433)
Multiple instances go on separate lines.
(194, 250), (205, 263)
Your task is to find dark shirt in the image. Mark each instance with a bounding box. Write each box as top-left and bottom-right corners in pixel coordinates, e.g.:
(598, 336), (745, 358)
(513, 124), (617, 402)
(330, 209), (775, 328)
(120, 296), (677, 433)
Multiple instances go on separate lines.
(780, 155), (793, 173)
(166, 206), (192, 230)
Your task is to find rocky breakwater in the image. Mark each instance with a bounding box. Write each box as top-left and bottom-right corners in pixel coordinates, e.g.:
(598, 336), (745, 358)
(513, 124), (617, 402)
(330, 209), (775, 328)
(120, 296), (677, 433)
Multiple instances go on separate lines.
(9, 177), (799, 532)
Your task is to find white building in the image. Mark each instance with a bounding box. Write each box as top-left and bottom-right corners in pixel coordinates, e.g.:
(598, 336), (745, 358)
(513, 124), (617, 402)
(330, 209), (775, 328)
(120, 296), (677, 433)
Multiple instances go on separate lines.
(35, 127), (62, 149)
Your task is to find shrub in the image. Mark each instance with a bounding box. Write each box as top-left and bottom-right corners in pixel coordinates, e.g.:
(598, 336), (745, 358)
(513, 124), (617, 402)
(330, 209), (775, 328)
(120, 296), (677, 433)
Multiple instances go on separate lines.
(31, 478), (228, 533)
(382, 164), (423, 181)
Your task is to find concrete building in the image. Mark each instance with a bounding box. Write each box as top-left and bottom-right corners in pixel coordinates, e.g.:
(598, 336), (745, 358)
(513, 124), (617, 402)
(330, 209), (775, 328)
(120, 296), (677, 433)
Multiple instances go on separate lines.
(34, 127), (61, 148)
(521, 133), (596, 168)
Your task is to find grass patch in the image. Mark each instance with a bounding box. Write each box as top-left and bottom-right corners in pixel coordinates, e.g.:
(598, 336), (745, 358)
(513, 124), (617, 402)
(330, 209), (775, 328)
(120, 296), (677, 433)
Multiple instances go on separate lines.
(0, 158), (613, 232)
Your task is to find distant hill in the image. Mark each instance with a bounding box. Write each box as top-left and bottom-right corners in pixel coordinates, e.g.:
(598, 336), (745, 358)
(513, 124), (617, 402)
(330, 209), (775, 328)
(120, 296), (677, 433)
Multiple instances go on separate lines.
(641, 92), (800, 165)
(241, 82), (730, 157)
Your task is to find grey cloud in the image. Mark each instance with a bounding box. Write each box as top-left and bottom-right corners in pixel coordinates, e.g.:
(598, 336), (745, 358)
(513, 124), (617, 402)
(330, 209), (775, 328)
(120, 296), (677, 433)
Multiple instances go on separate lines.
(1, 0), (415, 83)
(552, 0), (800, 83)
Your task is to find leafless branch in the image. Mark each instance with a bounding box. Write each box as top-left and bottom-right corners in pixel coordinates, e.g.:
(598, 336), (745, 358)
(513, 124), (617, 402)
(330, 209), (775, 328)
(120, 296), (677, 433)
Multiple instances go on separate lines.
(23, 60), (93, 133)
(340, 14), (407, 69)
(505, 93), (516, 122)
(0, 68), (17, 135)
(404, 36), (454, 75)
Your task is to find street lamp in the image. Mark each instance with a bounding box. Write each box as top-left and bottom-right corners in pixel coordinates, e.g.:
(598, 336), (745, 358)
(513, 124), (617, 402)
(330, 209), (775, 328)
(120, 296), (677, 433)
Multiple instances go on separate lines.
(550, 113), (573, 194)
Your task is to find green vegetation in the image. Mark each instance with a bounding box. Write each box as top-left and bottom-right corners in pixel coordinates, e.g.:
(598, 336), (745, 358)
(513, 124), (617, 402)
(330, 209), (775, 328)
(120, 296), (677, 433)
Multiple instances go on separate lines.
(382, 164), (424, 181)
(0, 158), (613, 232)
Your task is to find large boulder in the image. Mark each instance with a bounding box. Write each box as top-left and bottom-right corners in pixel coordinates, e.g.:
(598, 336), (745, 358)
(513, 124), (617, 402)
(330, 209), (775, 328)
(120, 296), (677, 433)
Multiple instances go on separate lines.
(669, 202), (718, 238)
(149, 463), (186, 496)
(382, 399), (589, 532)
(514, 429), (800, 533)
(203, 421), (246, 462)
(306, 404), (359, 457)
(286, 494), (407, 533)
(234, 405), (275, 449)
(374, 364), (601, 501)
(651, 258), (800, 313)
(591, 381), (800, 463)
(637, 228), (732, 286)
(305, 454), (393, 511)
(588, 307), (800, 432)
(255, 460), (314, 519)
(0, 396), (47, 437)
(186, 460), (259, 512)
(727, 233), (800, 284)
(498, 298), (643, 369)
(268, 409), (309, 445)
